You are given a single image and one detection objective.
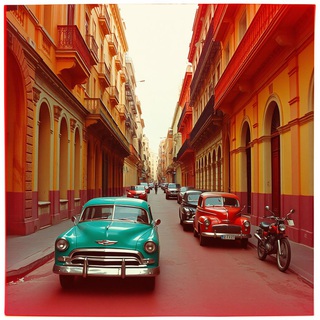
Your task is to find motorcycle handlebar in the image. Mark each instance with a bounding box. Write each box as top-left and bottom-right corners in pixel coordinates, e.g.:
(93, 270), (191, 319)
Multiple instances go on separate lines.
(264, 206), (295, 219)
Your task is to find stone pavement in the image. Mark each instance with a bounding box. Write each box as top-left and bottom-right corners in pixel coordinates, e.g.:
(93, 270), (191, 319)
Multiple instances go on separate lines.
(5, 219), (314, 286)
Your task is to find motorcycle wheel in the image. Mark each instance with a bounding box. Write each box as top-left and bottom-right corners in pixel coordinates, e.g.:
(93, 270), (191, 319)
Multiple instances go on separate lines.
(257, 240), (267, 260)
(277, 237), (291, 272)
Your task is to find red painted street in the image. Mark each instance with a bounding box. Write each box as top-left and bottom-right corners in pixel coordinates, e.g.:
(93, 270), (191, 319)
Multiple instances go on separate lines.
(5, 192), (313, 317)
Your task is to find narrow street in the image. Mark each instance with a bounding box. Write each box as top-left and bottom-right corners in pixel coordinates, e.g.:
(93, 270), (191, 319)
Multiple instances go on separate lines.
(5, 191), (313, 317)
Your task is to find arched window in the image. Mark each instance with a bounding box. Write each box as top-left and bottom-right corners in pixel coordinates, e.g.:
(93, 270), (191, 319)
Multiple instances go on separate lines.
(59, 117), (69, 200)
(217, 146), (222, 191)
(74, 127), (80, 198)
(38, 103), (51, 202)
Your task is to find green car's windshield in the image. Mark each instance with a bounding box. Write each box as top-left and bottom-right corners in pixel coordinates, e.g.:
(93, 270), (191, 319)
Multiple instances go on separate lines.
(80, 205), (113, 221)
(80, 205), (149, 224)
(114, 205), (149, 224)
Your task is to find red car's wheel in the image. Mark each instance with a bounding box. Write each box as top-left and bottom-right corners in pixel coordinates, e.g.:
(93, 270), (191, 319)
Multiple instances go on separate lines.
(199, 224), (207, 246)
(193, 226), (198, 237)
(241, 238), (248, 249)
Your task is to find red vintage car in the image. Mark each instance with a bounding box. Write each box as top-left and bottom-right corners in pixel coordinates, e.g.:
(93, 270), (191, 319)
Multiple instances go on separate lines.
(193, 192), (251, 248)
(127, 185), (148, 201)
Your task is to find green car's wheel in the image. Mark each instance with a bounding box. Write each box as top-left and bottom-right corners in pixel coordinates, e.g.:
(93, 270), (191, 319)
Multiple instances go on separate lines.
(144, 277), (155, 291)
(59, 275), (74, 289)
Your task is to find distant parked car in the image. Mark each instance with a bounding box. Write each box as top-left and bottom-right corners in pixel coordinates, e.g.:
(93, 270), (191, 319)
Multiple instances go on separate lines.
(165, 183), (181, 200)
(177, 186), (194, 204)
(193, 192), (251, 247)
(127, 185), (148, 201)
(179, 190), (203, 231)
(53, 197), (161, 290)
(140, 182), (150, 193)
(161, 183), (168, 193)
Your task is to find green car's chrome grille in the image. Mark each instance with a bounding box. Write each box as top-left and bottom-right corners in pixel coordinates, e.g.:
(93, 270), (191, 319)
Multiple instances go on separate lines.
(68, 248), (145, 267)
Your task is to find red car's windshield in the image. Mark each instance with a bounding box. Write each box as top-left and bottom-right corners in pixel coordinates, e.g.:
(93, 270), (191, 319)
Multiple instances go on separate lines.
(205, 197), (239, 207)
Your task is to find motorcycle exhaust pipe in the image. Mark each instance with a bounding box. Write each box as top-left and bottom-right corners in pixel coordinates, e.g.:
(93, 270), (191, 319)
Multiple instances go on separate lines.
(254, 233), (262, 241)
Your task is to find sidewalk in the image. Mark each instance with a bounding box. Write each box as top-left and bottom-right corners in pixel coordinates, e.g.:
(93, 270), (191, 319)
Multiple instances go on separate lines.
(6, 219), (73, 282)
(5, 219), (314, 286)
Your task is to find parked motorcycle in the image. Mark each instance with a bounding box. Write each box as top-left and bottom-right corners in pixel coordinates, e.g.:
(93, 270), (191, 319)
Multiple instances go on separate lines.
(254, 206), (295, 272)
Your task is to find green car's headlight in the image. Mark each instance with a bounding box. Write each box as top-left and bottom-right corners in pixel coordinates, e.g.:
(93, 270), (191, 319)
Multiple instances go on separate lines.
(55, 238), (69, 252)
(144, 241), (157, 254)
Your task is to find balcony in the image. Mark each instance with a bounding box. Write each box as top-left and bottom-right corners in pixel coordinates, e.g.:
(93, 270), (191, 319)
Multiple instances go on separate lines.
(116, 104), (126, 121)
(215, 5), (284, 110)
(177, 138), (193, 161)
(115, 54), (122, 71)
(85, 34), (99, 65)
(107, 86), (119, 106)
(125, 81), (134, 101)
(107, 33), (118, 56)
(125, 113), (133, 128)
(85, 98), (130, 157)
(98, 5), (111, 36)
(177, 102), (192, 132)
(129, 144), (140, 163)
(98, 62), (111, 89)
(190, 95), (223, 145)
(56, 25), (92, 88)
(129, 101), (137, 114)
(119, 70), (126, 83)
(190, 20), (220, 104)
(213, 5), (239, 42)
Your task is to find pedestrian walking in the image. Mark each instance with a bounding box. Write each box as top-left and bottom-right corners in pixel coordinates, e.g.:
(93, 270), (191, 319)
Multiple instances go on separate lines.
(155, 184), (158, 194)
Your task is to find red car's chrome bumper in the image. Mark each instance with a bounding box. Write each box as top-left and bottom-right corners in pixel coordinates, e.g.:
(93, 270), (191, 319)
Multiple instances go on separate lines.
(201, 232), (251, 239)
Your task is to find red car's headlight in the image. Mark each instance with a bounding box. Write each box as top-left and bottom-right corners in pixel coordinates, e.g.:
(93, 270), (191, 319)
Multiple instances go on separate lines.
(243, 220), (250, 228)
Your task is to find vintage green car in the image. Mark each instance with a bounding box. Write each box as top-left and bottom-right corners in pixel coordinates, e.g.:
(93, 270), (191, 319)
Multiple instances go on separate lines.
(53, 197), (161, 289)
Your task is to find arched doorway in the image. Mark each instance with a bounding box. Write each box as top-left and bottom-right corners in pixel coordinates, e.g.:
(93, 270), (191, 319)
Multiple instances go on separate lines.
(6, 50), (27, 233)
(217, 146), (222, 191)
(38, 103), (52, 227)
(102, 150), (109, 196)
(245, 127), (251, 213)
(224, 136), (231, 193)
(240, 122), (251, 213)
(59, 117), (69, 220)
(271, 106), (281, 215)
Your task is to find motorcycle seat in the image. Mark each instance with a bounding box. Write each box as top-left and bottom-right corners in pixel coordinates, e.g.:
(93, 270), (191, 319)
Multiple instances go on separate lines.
(260, 221), (271, 230)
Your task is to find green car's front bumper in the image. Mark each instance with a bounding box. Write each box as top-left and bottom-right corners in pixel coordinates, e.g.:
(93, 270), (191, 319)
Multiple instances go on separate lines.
(53, 248), (160, 279)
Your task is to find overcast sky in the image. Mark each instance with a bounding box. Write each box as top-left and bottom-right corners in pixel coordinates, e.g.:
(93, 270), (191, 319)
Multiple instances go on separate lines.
(119, 4), (198, 153)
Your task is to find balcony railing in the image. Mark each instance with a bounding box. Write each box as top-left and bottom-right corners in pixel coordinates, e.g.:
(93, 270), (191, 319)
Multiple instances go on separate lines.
(129, 101), (137, 114)
(190, 20), (220, 104)
(85, 97), (129, 155)
(177, 102), (192, 132)
(215, 4), (283, 107)
(177, 138), (192, 160)
(190, 95), (215, 141)
(125, 81), (134, 101)
(99, 5), (111, 36)
(115, 54), (122, 71)
(116, 104), (126, 120)
(98, 62), (111, 88)
(107, 86), (119, 106)
(57, 25), (92, 70)
(107, 33), (118, 56)
(86, 34), (99, 65)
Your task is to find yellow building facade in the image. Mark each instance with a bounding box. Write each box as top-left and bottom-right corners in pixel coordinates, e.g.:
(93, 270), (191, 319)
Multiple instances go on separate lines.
(186, 4), (314, 246)
(5, 4), (144, 235)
